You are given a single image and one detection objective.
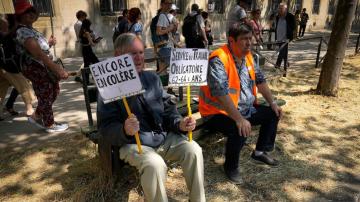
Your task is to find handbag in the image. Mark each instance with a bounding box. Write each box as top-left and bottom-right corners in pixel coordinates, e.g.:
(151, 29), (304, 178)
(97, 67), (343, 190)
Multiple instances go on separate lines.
(46, 58), (65, 83)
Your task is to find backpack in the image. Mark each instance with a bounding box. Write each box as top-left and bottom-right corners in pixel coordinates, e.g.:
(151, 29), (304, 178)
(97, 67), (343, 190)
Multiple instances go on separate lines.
(182, 14), (200, 40)
(150, 13), (169, 46)
(0, 32), (22, 74)
(112, 18), (129, 42)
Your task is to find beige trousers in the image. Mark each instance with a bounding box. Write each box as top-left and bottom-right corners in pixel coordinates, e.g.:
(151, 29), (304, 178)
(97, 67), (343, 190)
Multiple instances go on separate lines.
(0, 69), (35, 114)
(120, 132), (205, 202)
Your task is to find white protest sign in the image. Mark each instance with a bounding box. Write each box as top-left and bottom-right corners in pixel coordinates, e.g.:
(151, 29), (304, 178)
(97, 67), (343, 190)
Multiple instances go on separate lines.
(168, 48), (209, 86)
(89, 54), (143, 103)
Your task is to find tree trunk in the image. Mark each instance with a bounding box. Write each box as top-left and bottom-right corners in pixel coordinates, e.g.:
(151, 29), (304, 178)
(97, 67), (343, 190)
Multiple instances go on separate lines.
(316, 0), (357, 96)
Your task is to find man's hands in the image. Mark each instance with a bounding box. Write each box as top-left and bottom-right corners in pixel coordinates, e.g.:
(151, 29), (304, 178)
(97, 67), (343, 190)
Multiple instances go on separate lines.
(236, 118), (252, 137)
(270, 102), (283, 119)
(179, 116), (196, 132)
(124, 115), (196, 136)
(124, 114), (140, 136)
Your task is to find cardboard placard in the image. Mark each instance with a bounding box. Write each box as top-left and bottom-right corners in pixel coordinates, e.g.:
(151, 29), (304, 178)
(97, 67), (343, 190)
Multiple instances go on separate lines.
(168, 48), (209, 87)
(90, 54), (144, 103)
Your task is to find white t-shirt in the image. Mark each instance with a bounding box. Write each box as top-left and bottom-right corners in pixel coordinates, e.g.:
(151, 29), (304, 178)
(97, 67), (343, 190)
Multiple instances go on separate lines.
(168, 13), (181, 44)
(226, 5), (247, 32)
(74, 20), (82, 42)
(156, 12), (173, 48)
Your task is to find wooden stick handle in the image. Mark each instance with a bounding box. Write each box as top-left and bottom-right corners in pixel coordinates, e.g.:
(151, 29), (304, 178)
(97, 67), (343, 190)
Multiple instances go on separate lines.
(187, 85), (192, 142)
(122, 98), (142, 154)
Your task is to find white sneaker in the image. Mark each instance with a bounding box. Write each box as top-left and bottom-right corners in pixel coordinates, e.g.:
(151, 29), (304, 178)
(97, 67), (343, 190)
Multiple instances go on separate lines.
(46, 122), (69, 133)
(28, 117), (46, 129)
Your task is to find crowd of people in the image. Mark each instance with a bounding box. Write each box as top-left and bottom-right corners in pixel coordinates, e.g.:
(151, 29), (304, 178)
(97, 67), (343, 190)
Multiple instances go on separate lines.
(0, 0), (315, 200)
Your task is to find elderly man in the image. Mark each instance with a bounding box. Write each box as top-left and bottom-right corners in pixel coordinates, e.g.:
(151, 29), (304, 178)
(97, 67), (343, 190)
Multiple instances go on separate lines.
(97, 33), (205, 202)
(275, 3), (295, 77)
(199, 23), (283, 184)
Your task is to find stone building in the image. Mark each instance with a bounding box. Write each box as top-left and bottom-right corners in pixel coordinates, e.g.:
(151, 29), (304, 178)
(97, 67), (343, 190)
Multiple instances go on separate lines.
(2, 0), (359, 57)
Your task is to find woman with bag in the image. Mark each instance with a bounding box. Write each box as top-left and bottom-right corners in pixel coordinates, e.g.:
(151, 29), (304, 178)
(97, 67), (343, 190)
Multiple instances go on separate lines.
(127, 7), (143, 40)
(15, 0), (69, 133)
(249, 9), (264, 50)
(79, 18), (100, 85)
(201, 11), (213, 46)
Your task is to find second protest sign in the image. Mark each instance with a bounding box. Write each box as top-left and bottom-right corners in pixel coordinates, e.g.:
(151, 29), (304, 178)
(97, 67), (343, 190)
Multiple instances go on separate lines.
(168, 48), (209, 87)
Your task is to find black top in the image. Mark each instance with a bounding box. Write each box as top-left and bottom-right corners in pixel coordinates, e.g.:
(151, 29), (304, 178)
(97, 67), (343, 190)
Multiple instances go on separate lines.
(79, 28), (94, 45)
(275, 12), (296, 41)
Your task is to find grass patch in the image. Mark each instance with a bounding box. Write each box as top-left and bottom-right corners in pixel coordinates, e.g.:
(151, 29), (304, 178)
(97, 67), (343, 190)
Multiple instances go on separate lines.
(1, 56), (360, 201)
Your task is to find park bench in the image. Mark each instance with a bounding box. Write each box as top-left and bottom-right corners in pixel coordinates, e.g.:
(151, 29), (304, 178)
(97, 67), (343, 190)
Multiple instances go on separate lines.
(80, 66), (204, 177)
(79, 48), (277, 177)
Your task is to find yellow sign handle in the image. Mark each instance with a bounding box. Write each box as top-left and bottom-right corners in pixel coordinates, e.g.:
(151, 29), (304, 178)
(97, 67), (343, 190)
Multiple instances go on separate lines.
(187, 85), (193, 142)
(122, 97), (143, 154)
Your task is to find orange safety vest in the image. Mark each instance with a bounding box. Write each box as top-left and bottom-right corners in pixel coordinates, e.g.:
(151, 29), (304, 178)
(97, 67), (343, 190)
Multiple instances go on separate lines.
(199, 45), (257, 117)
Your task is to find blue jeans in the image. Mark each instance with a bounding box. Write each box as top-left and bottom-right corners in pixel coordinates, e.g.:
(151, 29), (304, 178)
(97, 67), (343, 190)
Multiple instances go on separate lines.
(158, 47), (171, 67)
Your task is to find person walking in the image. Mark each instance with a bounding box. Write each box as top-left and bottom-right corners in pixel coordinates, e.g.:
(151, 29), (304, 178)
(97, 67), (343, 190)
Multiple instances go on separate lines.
(15, 0), (69, 132)
(183, 3), (208, 48)
(226, 0), (250, 34)
(79, 19), (100, 85)
(168, 4), (181, 47)
(202, 11), (213, 46)
(127, 7), (143, 40)
(112, 9), (129, 43)
(156, 0), (177, 95)
(294, 10), (301, 39)
(275, 3), (295, 77)
(0, 15), (35, 120)
(299, 8), (309, 37)
(249, 8), (263, 49)
(73, 10), (87, 83)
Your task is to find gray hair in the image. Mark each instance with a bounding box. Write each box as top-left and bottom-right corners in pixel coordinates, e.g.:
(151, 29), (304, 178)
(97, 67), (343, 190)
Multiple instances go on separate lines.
(114, 33), (138, 55)
(279, 3), (287, 9)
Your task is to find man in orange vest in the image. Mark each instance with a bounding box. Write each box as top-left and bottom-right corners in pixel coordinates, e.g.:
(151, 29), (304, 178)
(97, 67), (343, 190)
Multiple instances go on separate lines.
(199, 23), (283, 184)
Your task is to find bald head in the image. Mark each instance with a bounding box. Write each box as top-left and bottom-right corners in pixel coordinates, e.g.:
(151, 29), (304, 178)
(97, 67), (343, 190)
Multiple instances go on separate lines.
(278, 3), (287, 17)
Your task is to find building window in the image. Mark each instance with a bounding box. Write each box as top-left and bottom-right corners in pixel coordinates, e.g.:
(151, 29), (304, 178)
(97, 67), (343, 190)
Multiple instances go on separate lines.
(208, 0), (225, 14)
(312, 0), (320, 14)
(100, 0), (127, 16)
(29, 0), (53, 17)
(294, 0), (303, 11)
(328, 0), (336, 15)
